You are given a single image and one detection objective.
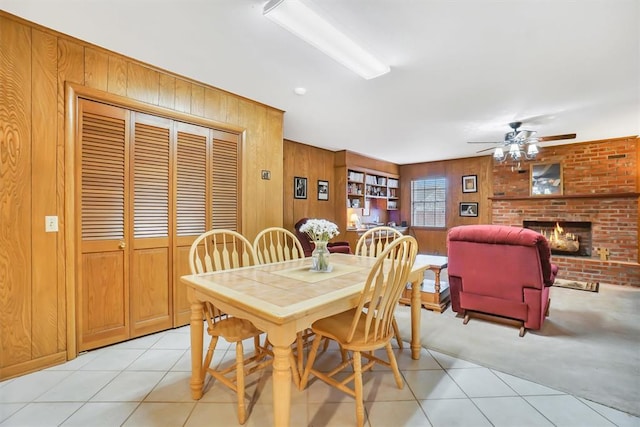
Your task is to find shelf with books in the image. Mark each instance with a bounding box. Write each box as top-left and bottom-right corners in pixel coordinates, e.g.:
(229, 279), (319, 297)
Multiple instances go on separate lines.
(346, 169), (399, 210)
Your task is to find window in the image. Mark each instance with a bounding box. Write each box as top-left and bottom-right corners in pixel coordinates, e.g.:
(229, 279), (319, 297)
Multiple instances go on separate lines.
(411, 177), (446, 227)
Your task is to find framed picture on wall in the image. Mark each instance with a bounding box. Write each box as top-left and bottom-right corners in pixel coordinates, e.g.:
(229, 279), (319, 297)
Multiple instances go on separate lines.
(460, 202), (478, 217)
(462, 175), (477, 193)
(317, 180), (329, 201)
(294, 176), (307, 199)
(531, 162), (563, 196)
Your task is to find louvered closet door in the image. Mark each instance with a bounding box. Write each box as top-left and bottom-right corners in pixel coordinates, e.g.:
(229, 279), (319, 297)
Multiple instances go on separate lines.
(173, 122), (211, 325)
(130, 112), (173, 337)
(77, 99), (130, 351)
(211, 130), (240, 230)
(172, 127), (240, 325)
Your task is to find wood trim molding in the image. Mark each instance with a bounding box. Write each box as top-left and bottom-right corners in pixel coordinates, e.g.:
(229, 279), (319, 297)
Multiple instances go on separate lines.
(489, 192), (640, 201)
(66, 82), (245, 134)
(64, 83), (77, 360)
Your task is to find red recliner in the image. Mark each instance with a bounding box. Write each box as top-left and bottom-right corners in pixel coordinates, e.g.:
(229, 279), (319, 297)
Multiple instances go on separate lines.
(447, 225), (558, 336)
(294, 218), (352, 257)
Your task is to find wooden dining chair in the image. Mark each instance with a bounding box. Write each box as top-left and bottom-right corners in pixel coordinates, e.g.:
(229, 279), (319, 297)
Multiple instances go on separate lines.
(252, 227), (318, 377)
(355, 226), (405, 349)
(189, 229), (271, 424)
(299, 235), (418, 427)
(253, 226), (305, 264)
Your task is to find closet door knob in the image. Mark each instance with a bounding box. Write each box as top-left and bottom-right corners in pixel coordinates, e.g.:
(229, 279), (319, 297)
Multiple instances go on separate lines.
(119, 241), (126, 249)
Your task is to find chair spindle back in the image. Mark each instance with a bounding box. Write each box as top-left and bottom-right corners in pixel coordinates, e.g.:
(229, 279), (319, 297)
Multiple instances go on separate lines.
(348, 235), (418, 344)
(253, 227), (305, 264)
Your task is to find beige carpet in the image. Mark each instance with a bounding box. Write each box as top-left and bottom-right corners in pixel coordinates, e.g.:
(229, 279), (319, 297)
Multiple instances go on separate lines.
(394, 283), (640, 416)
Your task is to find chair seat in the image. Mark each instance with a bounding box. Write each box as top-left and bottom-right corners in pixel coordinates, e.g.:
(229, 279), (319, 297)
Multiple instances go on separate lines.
(312, 309), (393, 352)
(209, 317), (263, 342)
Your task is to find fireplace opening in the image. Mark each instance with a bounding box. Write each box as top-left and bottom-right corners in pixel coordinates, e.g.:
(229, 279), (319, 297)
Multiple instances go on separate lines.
(523, 221), (592, 257)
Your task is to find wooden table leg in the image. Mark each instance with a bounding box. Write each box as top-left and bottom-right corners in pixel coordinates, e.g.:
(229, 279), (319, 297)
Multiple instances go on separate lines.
(190, 299), (204, 400)
(433, 269), (441, 295)
(410, 275), (422, 360)
(268, 328), (295, 427)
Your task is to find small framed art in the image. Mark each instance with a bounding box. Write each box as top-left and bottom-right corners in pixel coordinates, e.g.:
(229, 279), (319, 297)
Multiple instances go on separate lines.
(462, 175), (477, 193)
(294, 176), (307, 199)
(317, 180), (329, 201)
(531, 162), (562, 196)
(460, 202), (478, 217)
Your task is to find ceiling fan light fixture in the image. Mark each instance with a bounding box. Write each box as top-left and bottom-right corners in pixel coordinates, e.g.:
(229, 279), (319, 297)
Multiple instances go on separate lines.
(474, 122), (573, 168)
(509, 148), (522, 161)
(263, 0), (390, 79)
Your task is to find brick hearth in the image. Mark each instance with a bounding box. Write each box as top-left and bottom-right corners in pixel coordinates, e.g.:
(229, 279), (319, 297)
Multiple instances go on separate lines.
(490, 136), (640, 286)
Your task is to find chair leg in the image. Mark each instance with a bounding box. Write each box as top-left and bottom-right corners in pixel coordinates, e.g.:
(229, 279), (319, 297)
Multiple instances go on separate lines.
(463, 313), (470, 325)
(202, 336), (219, 382)
(392, 317), (403, 350)
(340, 347), (348, 364)
(322, 336), (330, 352)
(353, 351), (365, 427)
(253, 335), (262, 358)
(519, 326), (526, 337)
(235, 341), (247, 424)
(296, 332), (304, 375)
(385, 342), (404, 389)
(545, 298), (551, 317)
(299, 335), (323, 390)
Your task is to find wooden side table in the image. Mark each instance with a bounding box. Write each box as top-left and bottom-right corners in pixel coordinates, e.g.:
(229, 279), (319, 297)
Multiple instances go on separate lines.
(399, 254), (450, 313)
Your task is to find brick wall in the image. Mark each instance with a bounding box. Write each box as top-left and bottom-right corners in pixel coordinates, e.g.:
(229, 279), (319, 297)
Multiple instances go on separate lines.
(491, 136), (640, 286)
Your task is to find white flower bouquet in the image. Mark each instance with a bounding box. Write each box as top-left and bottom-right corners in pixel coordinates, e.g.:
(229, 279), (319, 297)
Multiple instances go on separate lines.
(299, 218), (340, 242)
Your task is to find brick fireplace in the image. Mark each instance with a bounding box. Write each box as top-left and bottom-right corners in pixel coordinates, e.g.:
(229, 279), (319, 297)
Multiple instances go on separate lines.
(490, 136), (640, 286)
(523, 220), (592, 257)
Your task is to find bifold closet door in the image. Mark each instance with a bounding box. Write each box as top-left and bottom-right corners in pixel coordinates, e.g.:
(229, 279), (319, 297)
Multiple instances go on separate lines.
(77, 100), (130, 351)
(129, 112), (172, 337)
(77, 103), (174, 350)
(76, 99), (241, 345)
(171, 125), (241, 326)
(172, 122), (211, 326)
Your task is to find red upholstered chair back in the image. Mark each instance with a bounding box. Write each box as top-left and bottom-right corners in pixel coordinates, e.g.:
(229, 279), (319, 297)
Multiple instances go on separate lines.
(447, 224), (557, 332)
(294, 218), (315, 257)
(294, 218), (352, 257)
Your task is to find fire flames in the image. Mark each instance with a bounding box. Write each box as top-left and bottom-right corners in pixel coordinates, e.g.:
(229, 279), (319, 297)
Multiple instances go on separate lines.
(542, 222), (580, 253)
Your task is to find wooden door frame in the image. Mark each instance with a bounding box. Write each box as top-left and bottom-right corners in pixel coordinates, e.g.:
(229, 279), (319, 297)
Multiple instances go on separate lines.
(64, 82), (245, 359)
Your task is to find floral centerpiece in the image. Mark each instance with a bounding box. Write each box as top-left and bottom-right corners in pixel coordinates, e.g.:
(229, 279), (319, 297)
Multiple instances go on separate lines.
(299, 219), (340, 272)
(299, 218), (340, 242)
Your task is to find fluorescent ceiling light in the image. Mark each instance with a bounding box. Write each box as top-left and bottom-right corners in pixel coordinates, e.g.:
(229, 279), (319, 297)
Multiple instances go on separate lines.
(263, 0), (390, 79)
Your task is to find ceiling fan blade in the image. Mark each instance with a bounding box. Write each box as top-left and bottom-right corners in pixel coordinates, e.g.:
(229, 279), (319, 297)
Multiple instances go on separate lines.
(537, 133), (577, 142)
(476, 147), (497, 153)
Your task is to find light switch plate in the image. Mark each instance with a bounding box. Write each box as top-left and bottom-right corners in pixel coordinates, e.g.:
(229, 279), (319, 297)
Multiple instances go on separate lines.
(45, 215), (58, 232)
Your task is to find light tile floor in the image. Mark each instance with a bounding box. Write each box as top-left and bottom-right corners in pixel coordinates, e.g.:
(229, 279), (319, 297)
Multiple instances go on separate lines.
(1, 324), (638, 427)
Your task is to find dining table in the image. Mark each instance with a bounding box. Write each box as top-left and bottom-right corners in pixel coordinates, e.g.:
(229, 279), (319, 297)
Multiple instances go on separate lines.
(181, 252), (438, 426)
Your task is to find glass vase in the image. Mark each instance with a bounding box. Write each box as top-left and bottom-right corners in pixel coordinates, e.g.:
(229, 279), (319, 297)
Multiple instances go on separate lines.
(311, 240), (331, 272)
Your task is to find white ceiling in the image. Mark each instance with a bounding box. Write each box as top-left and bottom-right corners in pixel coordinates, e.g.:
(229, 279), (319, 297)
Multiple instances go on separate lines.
(2, 0), (639, 164)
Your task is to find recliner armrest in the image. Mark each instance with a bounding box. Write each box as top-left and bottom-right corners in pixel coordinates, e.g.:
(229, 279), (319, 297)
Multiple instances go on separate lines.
(546, 263), (559, 286)
(327, 242), (352, 254)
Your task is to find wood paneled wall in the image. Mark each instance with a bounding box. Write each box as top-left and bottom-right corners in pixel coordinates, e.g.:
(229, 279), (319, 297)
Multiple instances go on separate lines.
(0, 11), (283, 379)
(283, 140), (337, 231)
(400, 156), (493, 255)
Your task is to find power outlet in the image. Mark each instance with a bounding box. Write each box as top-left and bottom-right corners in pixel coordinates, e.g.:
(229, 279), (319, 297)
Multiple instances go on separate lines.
(45, 215), (58, 232)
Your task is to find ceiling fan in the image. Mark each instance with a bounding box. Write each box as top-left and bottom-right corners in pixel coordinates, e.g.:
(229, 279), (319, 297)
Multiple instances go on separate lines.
(468, 121), (576, 162)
